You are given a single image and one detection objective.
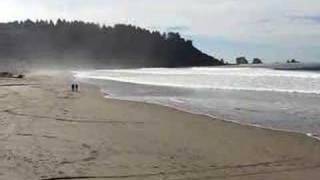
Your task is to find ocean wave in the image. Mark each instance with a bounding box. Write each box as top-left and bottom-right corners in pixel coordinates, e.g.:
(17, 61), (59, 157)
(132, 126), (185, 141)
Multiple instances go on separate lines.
(84, 67), (320, 79)
(74, 67), (320, 95)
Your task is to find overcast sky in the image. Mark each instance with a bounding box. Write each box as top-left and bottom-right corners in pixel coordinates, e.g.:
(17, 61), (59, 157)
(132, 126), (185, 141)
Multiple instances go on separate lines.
(0, 0), (319, 63)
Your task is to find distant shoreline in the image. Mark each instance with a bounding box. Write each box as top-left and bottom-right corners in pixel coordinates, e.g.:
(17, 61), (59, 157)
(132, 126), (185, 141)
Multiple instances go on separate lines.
(220, 63), (320, 71)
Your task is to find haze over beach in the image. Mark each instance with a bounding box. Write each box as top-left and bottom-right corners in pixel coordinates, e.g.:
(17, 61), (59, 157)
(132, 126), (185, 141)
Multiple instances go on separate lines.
(0, 0), (320, 180)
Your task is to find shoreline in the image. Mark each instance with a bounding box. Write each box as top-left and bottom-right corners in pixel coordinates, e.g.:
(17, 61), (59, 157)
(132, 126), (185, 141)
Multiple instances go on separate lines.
(81, 78), (320, 142)
(84, 78), (320, 143)
(101, 88), (320, 142)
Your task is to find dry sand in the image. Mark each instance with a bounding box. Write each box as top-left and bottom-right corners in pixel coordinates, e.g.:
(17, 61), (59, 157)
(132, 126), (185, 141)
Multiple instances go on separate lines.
(0, 71), (320, 180)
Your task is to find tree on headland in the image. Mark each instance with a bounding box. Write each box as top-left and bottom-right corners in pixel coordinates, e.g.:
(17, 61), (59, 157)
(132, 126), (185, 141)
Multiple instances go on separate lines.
(0, 19), (224, 68)
(236, 57), (249, 64)
(252, 58), (263, 64)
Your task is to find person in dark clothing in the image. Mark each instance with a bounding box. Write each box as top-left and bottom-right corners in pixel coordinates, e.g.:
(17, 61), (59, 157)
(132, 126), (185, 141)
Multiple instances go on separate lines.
(71, 84), (75, 92)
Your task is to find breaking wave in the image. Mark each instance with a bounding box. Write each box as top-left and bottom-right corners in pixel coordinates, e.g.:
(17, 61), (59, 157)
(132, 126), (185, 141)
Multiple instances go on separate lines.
(74, 67), (320, 94)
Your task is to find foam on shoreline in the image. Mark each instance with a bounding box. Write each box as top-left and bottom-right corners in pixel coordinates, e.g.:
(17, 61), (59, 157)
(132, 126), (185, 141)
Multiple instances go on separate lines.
(99, 88), (320, 142)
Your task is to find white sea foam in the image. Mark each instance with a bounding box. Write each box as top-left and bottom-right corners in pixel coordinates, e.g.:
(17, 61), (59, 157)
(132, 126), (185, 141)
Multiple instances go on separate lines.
(74, 67), (320, 94)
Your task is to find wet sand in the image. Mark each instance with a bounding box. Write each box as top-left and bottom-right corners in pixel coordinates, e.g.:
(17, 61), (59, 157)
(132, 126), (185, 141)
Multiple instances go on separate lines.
(0, 71), (320, 180)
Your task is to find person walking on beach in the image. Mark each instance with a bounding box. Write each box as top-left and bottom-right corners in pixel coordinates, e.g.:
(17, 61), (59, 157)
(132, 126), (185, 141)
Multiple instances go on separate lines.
(75, 83), (79, 92)
(71, 84), (75, 92)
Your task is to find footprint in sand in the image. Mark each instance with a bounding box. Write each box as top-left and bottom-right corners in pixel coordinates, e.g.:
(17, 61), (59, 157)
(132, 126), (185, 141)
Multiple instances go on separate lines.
(83, 150), (99, 162)
(62, 109), (69, 115)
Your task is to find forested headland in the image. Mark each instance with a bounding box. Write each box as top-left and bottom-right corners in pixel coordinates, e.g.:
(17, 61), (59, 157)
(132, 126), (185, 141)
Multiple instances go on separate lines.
(0, 19), (223, 68)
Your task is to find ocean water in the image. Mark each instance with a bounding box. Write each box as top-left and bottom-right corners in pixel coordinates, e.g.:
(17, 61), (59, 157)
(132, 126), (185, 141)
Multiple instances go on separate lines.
(74, 67), (320, 136)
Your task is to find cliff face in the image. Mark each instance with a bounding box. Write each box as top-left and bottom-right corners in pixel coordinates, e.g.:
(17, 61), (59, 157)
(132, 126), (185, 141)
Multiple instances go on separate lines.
(0, 20), (223, 68)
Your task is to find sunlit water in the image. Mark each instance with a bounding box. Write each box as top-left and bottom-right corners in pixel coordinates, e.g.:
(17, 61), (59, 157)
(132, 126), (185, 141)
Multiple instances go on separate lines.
(75, 67), (320, 136)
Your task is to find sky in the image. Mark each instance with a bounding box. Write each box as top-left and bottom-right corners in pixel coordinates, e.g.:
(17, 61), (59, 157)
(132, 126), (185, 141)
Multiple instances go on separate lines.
(0, 0), (319, 63)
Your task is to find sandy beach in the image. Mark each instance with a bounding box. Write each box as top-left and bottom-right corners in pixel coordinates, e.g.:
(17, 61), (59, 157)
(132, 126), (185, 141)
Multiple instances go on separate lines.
(0, 71), (320, 180)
